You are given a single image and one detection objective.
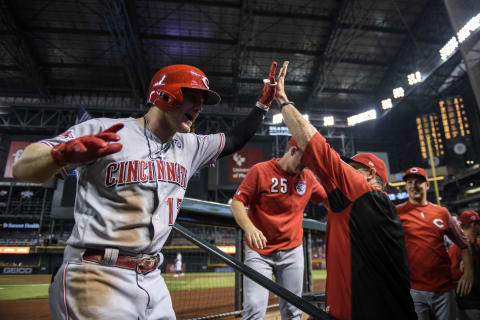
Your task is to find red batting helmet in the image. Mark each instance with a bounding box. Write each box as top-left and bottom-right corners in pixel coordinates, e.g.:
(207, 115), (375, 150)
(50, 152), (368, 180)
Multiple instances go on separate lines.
(147, 65), (221, 111)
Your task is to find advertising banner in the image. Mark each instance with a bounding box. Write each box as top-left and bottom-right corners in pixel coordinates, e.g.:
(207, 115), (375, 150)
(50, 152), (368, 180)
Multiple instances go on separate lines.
(0, 247), (30, 254)
(4, 141), (31, 178)
(228, 149), (264, 182)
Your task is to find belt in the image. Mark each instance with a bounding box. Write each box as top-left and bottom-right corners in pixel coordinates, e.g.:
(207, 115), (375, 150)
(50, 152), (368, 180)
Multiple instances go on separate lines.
(82, 249), (160, 274)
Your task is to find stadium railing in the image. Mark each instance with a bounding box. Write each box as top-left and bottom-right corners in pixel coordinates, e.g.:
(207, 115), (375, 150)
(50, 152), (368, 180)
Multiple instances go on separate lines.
(165, 197), (329, 319)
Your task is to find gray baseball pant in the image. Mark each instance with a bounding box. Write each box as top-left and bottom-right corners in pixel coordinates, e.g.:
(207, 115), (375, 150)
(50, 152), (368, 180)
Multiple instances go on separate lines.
(242, 244), (304, 320)
(410, 288), (456, 320)
(49, 246), (175, 320)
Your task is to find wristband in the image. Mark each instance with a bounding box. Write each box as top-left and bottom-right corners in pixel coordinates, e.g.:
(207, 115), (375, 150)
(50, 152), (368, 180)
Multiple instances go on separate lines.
(280, 101), (295, 108)
(255, 101), (269, 111)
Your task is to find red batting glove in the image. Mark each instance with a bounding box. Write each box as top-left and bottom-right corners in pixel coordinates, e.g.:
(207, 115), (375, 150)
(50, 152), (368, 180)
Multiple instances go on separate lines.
(256, 61), (277, 110)
(51, 123), (124, 166)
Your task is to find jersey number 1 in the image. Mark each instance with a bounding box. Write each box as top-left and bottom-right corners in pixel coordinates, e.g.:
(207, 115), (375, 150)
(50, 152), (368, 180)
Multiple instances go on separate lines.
(166, 198), (183, 225)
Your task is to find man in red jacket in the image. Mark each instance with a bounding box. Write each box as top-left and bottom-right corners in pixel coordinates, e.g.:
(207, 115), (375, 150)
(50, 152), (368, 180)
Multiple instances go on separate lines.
(397, 167), (474, 320)
(275, 61), (416, 320)
(449, 210), (480, 320)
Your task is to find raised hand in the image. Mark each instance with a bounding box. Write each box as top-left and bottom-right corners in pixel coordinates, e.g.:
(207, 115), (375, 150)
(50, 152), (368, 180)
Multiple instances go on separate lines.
(256, 61), (278, 110)
(275, 61), (289, 104)
(51, 123), (124, 166)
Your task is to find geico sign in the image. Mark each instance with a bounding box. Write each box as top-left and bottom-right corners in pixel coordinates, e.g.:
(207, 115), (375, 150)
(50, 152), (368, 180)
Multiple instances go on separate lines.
(3, 267), (33, 274)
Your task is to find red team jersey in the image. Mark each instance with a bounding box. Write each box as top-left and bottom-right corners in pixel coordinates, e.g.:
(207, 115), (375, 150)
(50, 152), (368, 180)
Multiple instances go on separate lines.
(301, 133), (416, 320)
(233, 158), (326, 255)
(449, 238), (480, 310)
(396, 201), (468, 292)
(449, 239), (479, 281)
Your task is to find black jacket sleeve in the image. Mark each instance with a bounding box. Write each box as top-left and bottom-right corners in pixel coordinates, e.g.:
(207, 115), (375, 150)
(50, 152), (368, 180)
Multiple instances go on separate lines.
(219, 107), (266, 158)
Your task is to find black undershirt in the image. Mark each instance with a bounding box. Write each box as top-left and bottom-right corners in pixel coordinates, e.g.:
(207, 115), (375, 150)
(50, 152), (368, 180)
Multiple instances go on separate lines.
(219, 107), (266, 158)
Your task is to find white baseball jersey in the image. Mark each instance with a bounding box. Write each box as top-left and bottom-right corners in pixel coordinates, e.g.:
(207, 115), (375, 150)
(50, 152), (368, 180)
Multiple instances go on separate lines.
(41, 117), (225, 254)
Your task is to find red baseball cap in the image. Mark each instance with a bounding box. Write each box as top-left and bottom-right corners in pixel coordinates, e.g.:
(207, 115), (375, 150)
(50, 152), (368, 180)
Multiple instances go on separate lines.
(459, 210), (480, 226)
(403, 167), (428, 181)
(342, 153), (388, 185)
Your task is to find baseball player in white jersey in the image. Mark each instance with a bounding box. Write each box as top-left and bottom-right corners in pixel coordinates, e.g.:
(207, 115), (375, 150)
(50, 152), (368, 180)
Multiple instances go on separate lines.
(12, 62), (279, 319)
(173, 252), (183, 277)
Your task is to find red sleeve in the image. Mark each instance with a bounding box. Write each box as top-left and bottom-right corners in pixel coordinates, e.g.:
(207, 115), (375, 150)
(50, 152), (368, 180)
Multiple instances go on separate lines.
(448, 244), (463, 281)
(308, 171), (327, 204)
(233, 164), (260, 206)
(445, 210), (469, 249)
(301, 132), (372, 202)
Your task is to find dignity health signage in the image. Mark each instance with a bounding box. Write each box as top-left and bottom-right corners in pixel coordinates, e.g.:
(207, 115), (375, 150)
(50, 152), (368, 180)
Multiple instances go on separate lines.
(2, 222), (40, 229)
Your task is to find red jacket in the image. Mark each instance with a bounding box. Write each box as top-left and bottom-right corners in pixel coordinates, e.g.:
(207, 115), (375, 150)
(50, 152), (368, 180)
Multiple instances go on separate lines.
(301, 133), (416, 320)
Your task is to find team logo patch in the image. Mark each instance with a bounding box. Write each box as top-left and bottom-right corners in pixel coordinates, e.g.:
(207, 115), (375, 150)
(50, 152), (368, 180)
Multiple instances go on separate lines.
(57, 130), (75, 140)
(296, 181), (306, 195)
(197, 135), (208, 142)
(172, 139), (183, 149)
(202, 77), (210, 89)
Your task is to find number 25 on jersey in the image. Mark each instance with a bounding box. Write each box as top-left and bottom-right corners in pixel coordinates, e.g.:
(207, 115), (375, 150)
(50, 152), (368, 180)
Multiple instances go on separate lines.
(271, 178), (287, 193)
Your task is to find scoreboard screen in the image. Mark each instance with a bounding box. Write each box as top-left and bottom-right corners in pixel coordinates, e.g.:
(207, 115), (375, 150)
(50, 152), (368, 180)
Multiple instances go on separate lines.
(439, 96), (470, 140)
(416, 114), (444, 159)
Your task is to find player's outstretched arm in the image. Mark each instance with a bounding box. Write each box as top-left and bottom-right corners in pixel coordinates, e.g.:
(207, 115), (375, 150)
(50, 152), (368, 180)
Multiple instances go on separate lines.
(219, 61), (277, 158)
(275, 61), (317, 150)
(13, 123), (124, 183)
(13, 143), (64, 183)
(230, 198), (267, 250)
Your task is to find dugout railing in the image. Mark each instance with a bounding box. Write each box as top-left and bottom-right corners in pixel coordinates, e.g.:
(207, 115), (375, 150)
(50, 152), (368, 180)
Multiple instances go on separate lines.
(167, 197), (329, 319)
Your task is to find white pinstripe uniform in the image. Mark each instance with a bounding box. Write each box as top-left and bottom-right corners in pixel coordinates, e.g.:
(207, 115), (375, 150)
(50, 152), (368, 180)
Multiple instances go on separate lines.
(45, 117), (224, 319)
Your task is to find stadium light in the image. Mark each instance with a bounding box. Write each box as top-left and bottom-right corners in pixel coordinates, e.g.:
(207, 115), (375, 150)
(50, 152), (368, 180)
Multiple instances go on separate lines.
(393, 87), (405, 99)
(323, 115), (334, 126)
(271, 113), (309, 125)
(347, 109), (376, 126)
(466, 186), (480, 194)
(272, 113), (283, 124)
(407, 71), (422, 85)
(381, 98), (393, 110)
(440, 36), (459, 61)
(457, 13), (480, 43)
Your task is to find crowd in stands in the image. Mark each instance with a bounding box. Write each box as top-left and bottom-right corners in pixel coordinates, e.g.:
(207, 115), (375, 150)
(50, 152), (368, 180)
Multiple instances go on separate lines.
(0, 230), (72, 246)
(0, 254), (39, 267)
(165, 225), (236, 246)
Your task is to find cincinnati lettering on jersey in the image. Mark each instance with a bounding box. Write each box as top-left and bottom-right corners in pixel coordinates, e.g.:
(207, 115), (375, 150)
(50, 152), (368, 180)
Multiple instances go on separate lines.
(105, 160), (188, 189)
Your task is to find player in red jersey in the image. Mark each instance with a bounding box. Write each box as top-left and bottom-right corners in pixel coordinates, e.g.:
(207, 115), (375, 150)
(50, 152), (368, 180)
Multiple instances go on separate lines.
(449, 210), (480, 320)
(274, 61), (416, 320)
(396, 167), (474, 320)
(231, 138), (327, 319)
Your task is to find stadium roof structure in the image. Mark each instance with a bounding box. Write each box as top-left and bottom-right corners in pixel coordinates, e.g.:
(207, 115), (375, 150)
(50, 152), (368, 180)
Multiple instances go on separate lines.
(0, 0), (471, 128)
